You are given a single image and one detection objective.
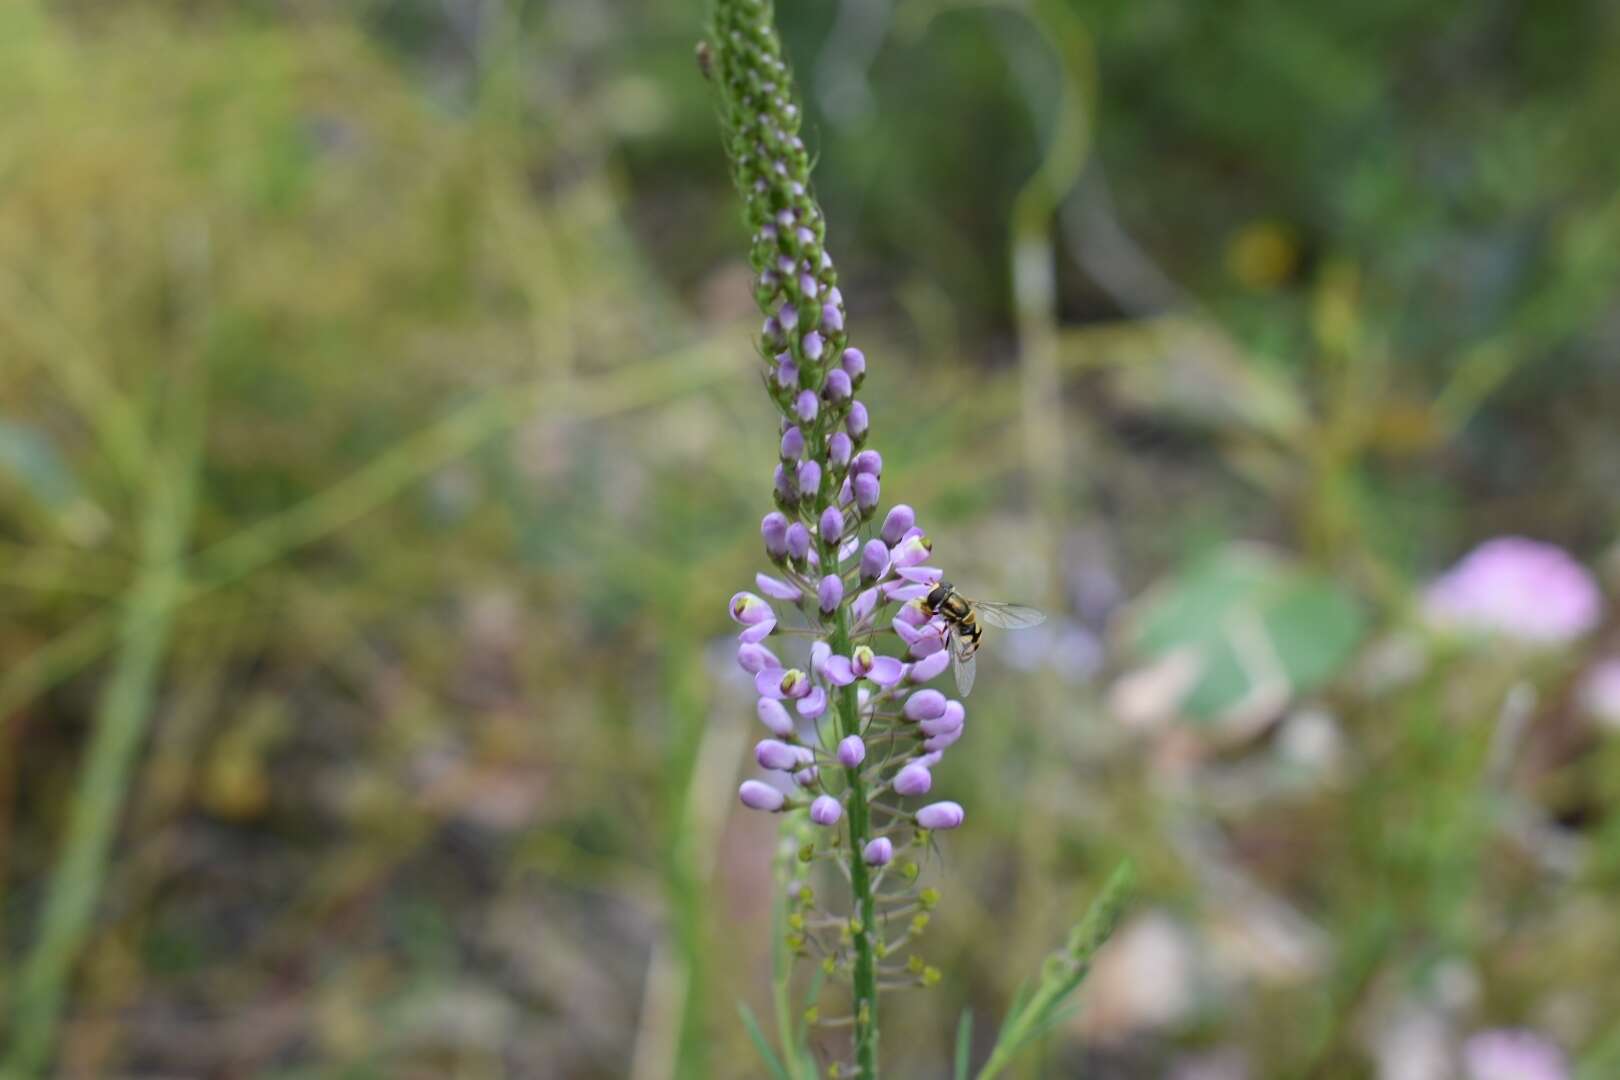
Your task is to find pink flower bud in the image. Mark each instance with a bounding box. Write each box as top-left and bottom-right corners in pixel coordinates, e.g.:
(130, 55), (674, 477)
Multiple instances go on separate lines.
(916, 801), (965, 830)
(739, 780), (786, 812)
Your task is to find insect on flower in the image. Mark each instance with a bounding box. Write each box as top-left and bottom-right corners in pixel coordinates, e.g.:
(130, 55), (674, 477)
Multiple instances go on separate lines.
(922, 581), (1045, 697)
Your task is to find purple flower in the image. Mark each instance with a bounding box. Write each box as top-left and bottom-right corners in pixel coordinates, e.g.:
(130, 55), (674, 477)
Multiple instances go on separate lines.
(903, 690), (948, 721)
(757, 667), (810, 699)
(819, 505), (844, 544)
(823, 654), (856, 686)
(907, 648), (950, 684)
(795, 389), (818, 423)
(798, 686), (828, 718)
(885, 580), (932, 602)
(919, 712), (962, 739)
(893, 763), (932, 796)
(810, 794), (843, 826)
(737, 642), (780, 674)
(847, 400), (869, 439)
(915, 801), (965, 830)
(823, 368), (852, 401)
(802, 331), (825, 361)
(793, 766), (819, 788)
(756, 739), (801, 770)
(822, 303), (844, 333)
(841, 347), (865, 381)
(851, 587), (880, 622)
(853, 473), (880, 516)
(891, 535), (932, 568)
(907, 630), (946, 660)
(892, 614), (928, 642)
(1424, 537), (1602, 644)
(797, 459), (822, 498)
(849, 645), (899, 683)
(828, 431), (852, 470)
(809, 640), (832, 675)
(863, 837), (894, 866)
(1462, 1030), (1569, 1080)
(922, 700), (965, 736)
(761, 512), (789, 559)
(739, 780), (786, 812)
(775, 354), (798, 388)
(755, 573), (801, 602)
(881, 505), (915, 546)
(785, 522), (811, 562)
(818, 574), (844, 613)
(837, 735), (866, 767)
(729, 591), (773, 625)
(756, 698), (795, 736)
(773, 464), (794, 506)
(923, 726), (962, 752)
(851, 449), (882, 477)
(780, 426), (805, 460)
(861, 539), (890, 583)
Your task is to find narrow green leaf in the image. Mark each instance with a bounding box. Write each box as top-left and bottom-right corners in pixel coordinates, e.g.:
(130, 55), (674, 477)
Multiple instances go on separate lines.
(977, 860), (1136, 1080)
(954, 1008), (974, 1080)
(738, 1001), (793, 1080)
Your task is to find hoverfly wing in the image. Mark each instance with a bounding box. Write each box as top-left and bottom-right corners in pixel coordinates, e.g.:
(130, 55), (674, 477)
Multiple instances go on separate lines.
(970, 601), (1046, 631)
(951, 634), (977, 697)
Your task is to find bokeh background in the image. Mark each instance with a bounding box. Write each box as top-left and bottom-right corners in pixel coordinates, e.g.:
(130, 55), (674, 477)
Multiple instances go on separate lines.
(3, 1), (1620, 1077)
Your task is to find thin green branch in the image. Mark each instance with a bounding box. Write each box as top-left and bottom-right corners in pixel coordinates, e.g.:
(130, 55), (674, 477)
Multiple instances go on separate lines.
(975, 861), (1135, 1080)
(2, 393), (204, 1077)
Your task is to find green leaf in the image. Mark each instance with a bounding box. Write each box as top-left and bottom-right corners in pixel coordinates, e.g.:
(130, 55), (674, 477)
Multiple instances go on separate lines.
(1121, 544), (1365, 725)
(738, 1001), (792, 1080)
(954, 1008), (973, 1080)
(977, 861), (1135, 1080)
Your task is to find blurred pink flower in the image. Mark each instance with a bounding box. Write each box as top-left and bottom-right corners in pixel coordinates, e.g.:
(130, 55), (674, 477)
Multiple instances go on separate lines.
(1462, 1029), (1569, 1080)
(1424, 537), (1602, 644)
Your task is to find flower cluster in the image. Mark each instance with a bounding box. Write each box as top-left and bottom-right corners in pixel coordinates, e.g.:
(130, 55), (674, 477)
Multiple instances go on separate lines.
(731, 502), (971, 846)
(709, 0), (971, 1066)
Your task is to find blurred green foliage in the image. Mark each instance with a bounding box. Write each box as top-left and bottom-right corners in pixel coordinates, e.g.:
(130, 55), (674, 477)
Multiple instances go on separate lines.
(1, 0), (1618, 1077)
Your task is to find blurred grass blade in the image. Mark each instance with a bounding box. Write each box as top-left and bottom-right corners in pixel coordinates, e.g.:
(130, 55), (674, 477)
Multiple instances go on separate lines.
(738, 1002), (793, 1080)
(2, 403), (203, 1076)
(976, 860), (1135, 1080)
(0, 340), (743, 724)
(954, 1008), (974, 1080)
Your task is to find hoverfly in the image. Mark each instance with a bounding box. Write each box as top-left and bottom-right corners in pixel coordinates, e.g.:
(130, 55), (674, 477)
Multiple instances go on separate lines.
(921, 581), (1046, 697)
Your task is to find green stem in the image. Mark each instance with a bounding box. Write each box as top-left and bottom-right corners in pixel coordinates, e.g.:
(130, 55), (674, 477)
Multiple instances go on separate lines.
(2, 407), (201, 1077)
(830, 606), (879, 1079)
(976, 860), (1134, 1080)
